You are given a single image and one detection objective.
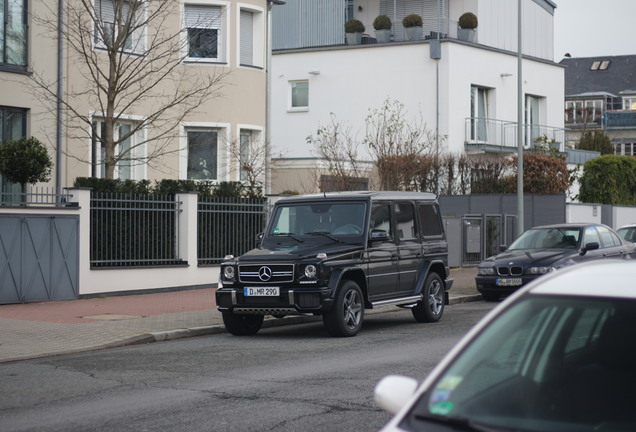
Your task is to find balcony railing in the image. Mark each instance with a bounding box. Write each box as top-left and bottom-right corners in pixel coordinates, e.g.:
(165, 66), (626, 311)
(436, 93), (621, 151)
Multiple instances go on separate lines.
(603, 110), (636, 128)
(464, 118), (565, 153)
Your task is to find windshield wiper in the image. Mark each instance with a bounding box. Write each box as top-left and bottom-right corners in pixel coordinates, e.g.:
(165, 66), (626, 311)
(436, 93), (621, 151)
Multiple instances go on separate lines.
(271, 233), (303, 243)
(307, 231), (343, 243)
(413, 414), (512, 432)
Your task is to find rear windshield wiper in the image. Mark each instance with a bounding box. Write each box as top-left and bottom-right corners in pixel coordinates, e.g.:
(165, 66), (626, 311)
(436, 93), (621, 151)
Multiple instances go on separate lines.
(307, 231), (342, 243)
(412, 414), (510, 432)
(271, 233), (303, 243)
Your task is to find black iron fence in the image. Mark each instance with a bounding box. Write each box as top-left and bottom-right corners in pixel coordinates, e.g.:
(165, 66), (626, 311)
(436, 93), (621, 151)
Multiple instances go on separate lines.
(197, 197), (269, 265)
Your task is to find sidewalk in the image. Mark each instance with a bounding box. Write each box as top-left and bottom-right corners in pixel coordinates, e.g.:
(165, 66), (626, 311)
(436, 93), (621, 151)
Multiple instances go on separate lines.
(0, 267), (479, 363)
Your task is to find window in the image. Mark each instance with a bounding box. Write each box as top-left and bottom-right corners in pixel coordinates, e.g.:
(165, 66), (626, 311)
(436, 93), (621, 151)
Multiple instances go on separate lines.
(239, 130), (251, 182)
(94, 0), (143, 53)
(394, 202), (416, 240)
(289, 80), (309, 111)
(525, 95), (543, 147)
(0, 106), (26, 192)
(185, 4), (224, 61)
(623, 97), (636, 111)
(370, 203), (393, 240)
(187, 129), (218, 180)
(91, 119), (144, 180)
(565, 100), (603, 125)
(240, 9), (253, 66)
(470, 86), (488, 142)
(1, 0), (27, 68)
(418, 203), (443, 238)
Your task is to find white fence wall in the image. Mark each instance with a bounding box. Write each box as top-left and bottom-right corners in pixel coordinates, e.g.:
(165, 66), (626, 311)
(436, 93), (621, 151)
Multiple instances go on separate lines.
(566, 203), (602, 225)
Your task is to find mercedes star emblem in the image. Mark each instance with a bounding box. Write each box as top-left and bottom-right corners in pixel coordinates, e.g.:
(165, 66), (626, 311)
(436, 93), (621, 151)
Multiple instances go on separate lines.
(258, 266), (273, 281)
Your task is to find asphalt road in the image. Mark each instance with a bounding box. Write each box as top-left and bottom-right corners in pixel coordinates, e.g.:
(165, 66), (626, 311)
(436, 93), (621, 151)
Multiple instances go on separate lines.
(0, 302), (495, 432)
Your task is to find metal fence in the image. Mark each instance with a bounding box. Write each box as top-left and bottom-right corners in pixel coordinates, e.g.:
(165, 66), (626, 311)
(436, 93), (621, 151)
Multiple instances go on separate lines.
(198, 197), (269, 265)
(0, 187), (75, 207)
(90, 193), (184, 268)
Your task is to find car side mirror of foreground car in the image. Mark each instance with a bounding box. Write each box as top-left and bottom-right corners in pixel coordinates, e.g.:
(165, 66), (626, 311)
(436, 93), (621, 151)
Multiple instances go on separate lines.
(580, 242), (600, 255)
(374, 375), (418, 415)
(255, 232), (264, 247)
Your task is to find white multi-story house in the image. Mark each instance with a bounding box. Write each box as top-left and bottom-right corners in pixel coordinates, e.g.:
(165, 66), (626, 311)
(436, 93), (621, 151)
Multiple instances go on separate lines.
(268, 0), (573, 194)
(0, 0), (273, 192)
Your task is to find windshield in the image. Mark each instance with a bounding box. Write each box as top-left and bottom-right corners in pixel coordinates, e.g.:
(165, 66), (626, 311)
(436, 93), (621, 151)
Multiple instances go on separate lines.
(267, 202), (366, 238)
(508, 227), (581, 250)
(403, 296), (636, 432)
(617, 227), (636, 242)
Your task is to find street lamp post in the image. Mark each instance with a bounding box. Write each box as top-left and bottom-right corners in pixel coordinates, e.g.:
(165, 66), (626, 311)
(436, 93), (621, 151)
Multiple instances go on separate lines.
(516, 0), (524, 237)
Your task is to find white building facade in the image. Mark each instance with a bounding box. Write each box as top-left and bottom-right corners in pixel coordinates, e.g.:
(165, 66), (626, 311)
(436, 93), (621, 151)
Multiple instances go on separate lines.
(269, 0), (567, 194)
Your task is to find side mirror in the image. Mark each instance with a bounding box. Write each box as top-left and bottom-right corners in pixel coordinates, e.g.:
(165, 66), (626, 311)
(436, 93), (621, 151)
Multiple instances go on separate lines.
(370, 229), (390, 242)
(580, 241), (600, 255)
(374, 375), (418, 415)
(499, 244), (508, 252)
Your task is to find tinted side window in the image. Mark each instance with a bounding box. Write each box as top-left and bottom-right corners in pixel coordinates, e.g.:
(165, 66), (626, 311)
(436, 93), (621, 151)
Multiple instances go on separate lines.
(418, 203), (443, 237)
(370, 203), (393, 239)
(394, 202), (417, 240)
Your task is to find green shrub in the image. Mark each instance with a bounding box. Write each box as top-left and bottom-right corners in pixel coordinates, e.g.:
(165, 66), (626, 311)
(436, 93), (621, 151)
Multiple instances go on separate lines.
(373, 14), (392, 30)
(458, 12), (478, 29)
(344, 19), (365, 33)
(0, 136), (52, 192)
(402, 13), (423, 28)
(578, 155), (636, 204)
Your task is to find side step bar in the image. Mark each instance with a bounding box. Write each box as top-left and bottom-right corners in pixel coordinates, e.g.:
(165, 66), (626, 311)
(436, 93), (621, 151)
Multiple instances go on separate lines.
(371, 294), (423, 309)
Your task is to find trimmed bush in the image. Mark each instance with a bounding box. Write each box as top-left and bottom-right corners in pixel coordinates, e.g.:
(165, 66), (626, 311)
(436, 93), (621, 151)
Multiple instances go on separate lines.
(458, 12), (478, 29)
(402, 13), (423, 28)
(373, 14), (392, 30)
(344, 19), (365, 33)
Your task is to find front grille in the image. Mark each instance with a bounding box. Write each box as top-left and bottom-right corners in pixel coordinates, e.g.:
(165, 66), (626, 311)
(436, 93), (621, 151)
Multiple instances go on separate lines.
(239, 264), (294, 283)
(497, 266), (523, 276)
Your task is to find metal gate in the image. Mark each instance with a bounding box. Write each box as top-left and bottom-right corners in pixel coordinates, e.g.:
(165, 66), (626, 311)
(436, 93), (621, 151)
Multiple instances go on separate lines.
(460, 214), (517, 267)
(0, 215), (79, 304)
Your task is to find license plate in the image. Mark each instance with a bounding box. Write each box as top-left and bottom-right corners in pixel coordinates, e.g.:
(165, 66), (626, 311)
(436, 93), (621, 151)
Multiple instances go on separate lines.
(244, 287), (280, 296)
(496, 278), (522, 287)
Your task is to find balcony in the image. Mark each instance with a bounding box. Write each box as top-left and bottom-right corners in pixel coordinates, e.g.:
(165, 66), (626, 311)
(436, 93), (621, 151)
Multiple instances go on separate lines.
(603, 110), (636, 128)
(464, 118), (566, 153)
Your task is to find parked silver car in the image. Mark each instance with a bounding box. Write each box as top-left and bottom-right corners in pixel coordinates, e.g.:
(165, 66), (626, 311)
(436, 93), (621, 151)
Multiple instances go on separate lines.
(375, 260), (636, 432)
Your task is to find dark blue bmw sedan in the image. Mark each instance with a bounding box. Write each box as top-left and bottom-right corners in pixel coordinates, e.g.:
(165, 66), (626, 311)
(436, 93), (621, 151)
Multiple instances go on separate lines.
(475, 223), (636, 301)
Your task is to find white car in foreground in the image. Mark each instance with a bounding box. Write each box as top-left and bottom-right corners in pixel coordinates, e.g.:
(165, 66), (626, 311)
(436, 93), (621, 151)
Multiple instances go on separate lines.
(375, 261), (636, 432)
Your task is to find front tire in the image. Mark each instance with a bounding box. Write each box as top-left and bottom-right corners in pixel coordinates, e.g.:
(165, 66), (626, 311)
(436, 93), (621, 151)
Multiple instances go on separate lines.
(412, 273), (444, 323)
(323, 280), (364, 337)
(222, 312), (264, 336)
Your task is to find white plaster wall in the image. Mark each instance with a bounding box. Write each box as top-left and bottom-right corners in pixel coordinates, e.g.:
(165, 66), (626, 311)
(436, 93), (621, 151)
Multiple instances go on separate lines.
(271, 40), (564, 160)
(566, 203), (602, 225)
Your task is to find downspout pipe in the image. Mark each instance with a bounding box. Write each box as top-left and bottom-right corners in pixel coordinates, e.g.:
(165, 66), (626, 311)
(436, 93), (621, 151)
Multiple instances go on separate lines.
(56, 0), (64, 195)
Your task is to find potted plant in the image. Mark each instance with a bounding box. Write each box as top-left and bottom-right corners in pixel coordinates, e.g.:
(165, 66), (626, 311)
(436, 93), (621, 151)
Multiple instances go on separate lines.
(373, 14), (392, 43)
(345, 19), (365, 45)
(402, 13), (423, 41)
(457, 12), (477, 42)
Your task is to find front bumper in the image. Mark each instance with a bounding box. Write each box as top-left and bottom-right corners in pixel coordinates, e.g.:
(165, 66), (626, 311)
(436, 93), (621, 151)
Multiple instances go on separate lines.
(216, 286), (334, 315)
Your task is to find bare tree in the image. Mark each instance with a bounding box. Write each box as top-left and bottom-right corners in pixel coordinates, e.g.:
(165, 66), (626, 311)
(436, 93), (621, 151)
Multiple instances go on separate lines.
(363, 98), (438, 191)
(223, 134), (268, 198)
(29, 0), (230, 179)
(307, 114), (371, 191)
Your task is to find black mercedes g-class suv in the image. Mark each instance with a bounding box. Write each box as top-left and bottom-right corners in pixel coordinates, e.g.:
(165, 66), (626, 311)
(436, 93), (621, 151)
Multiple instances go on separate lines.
(216, 191), (453, 337)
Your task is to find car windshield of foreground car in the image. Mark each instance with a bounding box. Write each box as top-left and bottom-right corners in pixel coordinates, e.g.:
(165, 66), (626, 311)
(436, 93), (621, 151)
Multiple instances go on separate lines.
(402, 295), (636, 432)
(507, 227), (581, 250)
(268, 202), (366, 238)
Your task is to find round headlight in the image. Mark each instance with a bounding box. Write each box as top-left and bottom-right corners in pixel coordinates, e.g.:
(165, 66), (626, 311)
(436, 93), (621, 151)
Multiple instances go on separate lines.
(478, 267), (495, 276)
(304, 264), (317, 279)
(223, 266), (235, 280)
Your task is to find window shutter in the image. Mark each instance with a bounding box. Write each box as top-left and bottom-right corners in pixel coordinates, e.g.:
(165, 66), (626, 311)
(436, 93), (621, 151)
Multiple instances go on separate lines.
(185, 5), (221, 29)
(240, 10), (253, 65)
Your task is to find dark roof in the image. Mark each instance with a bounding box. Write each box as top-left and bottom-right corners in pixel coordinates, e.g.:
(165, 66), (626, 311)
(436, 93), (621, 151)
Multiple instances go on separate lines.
(560, 55), (636, 98)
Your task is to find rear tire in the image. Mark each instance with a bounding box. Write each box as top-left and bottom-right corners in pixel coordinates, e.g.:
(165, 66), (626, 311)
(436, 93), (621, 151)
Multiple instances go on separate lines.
(412, 273), (444, 323)
(323, 280), (364, 337)
(222, 312), (264, 336)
